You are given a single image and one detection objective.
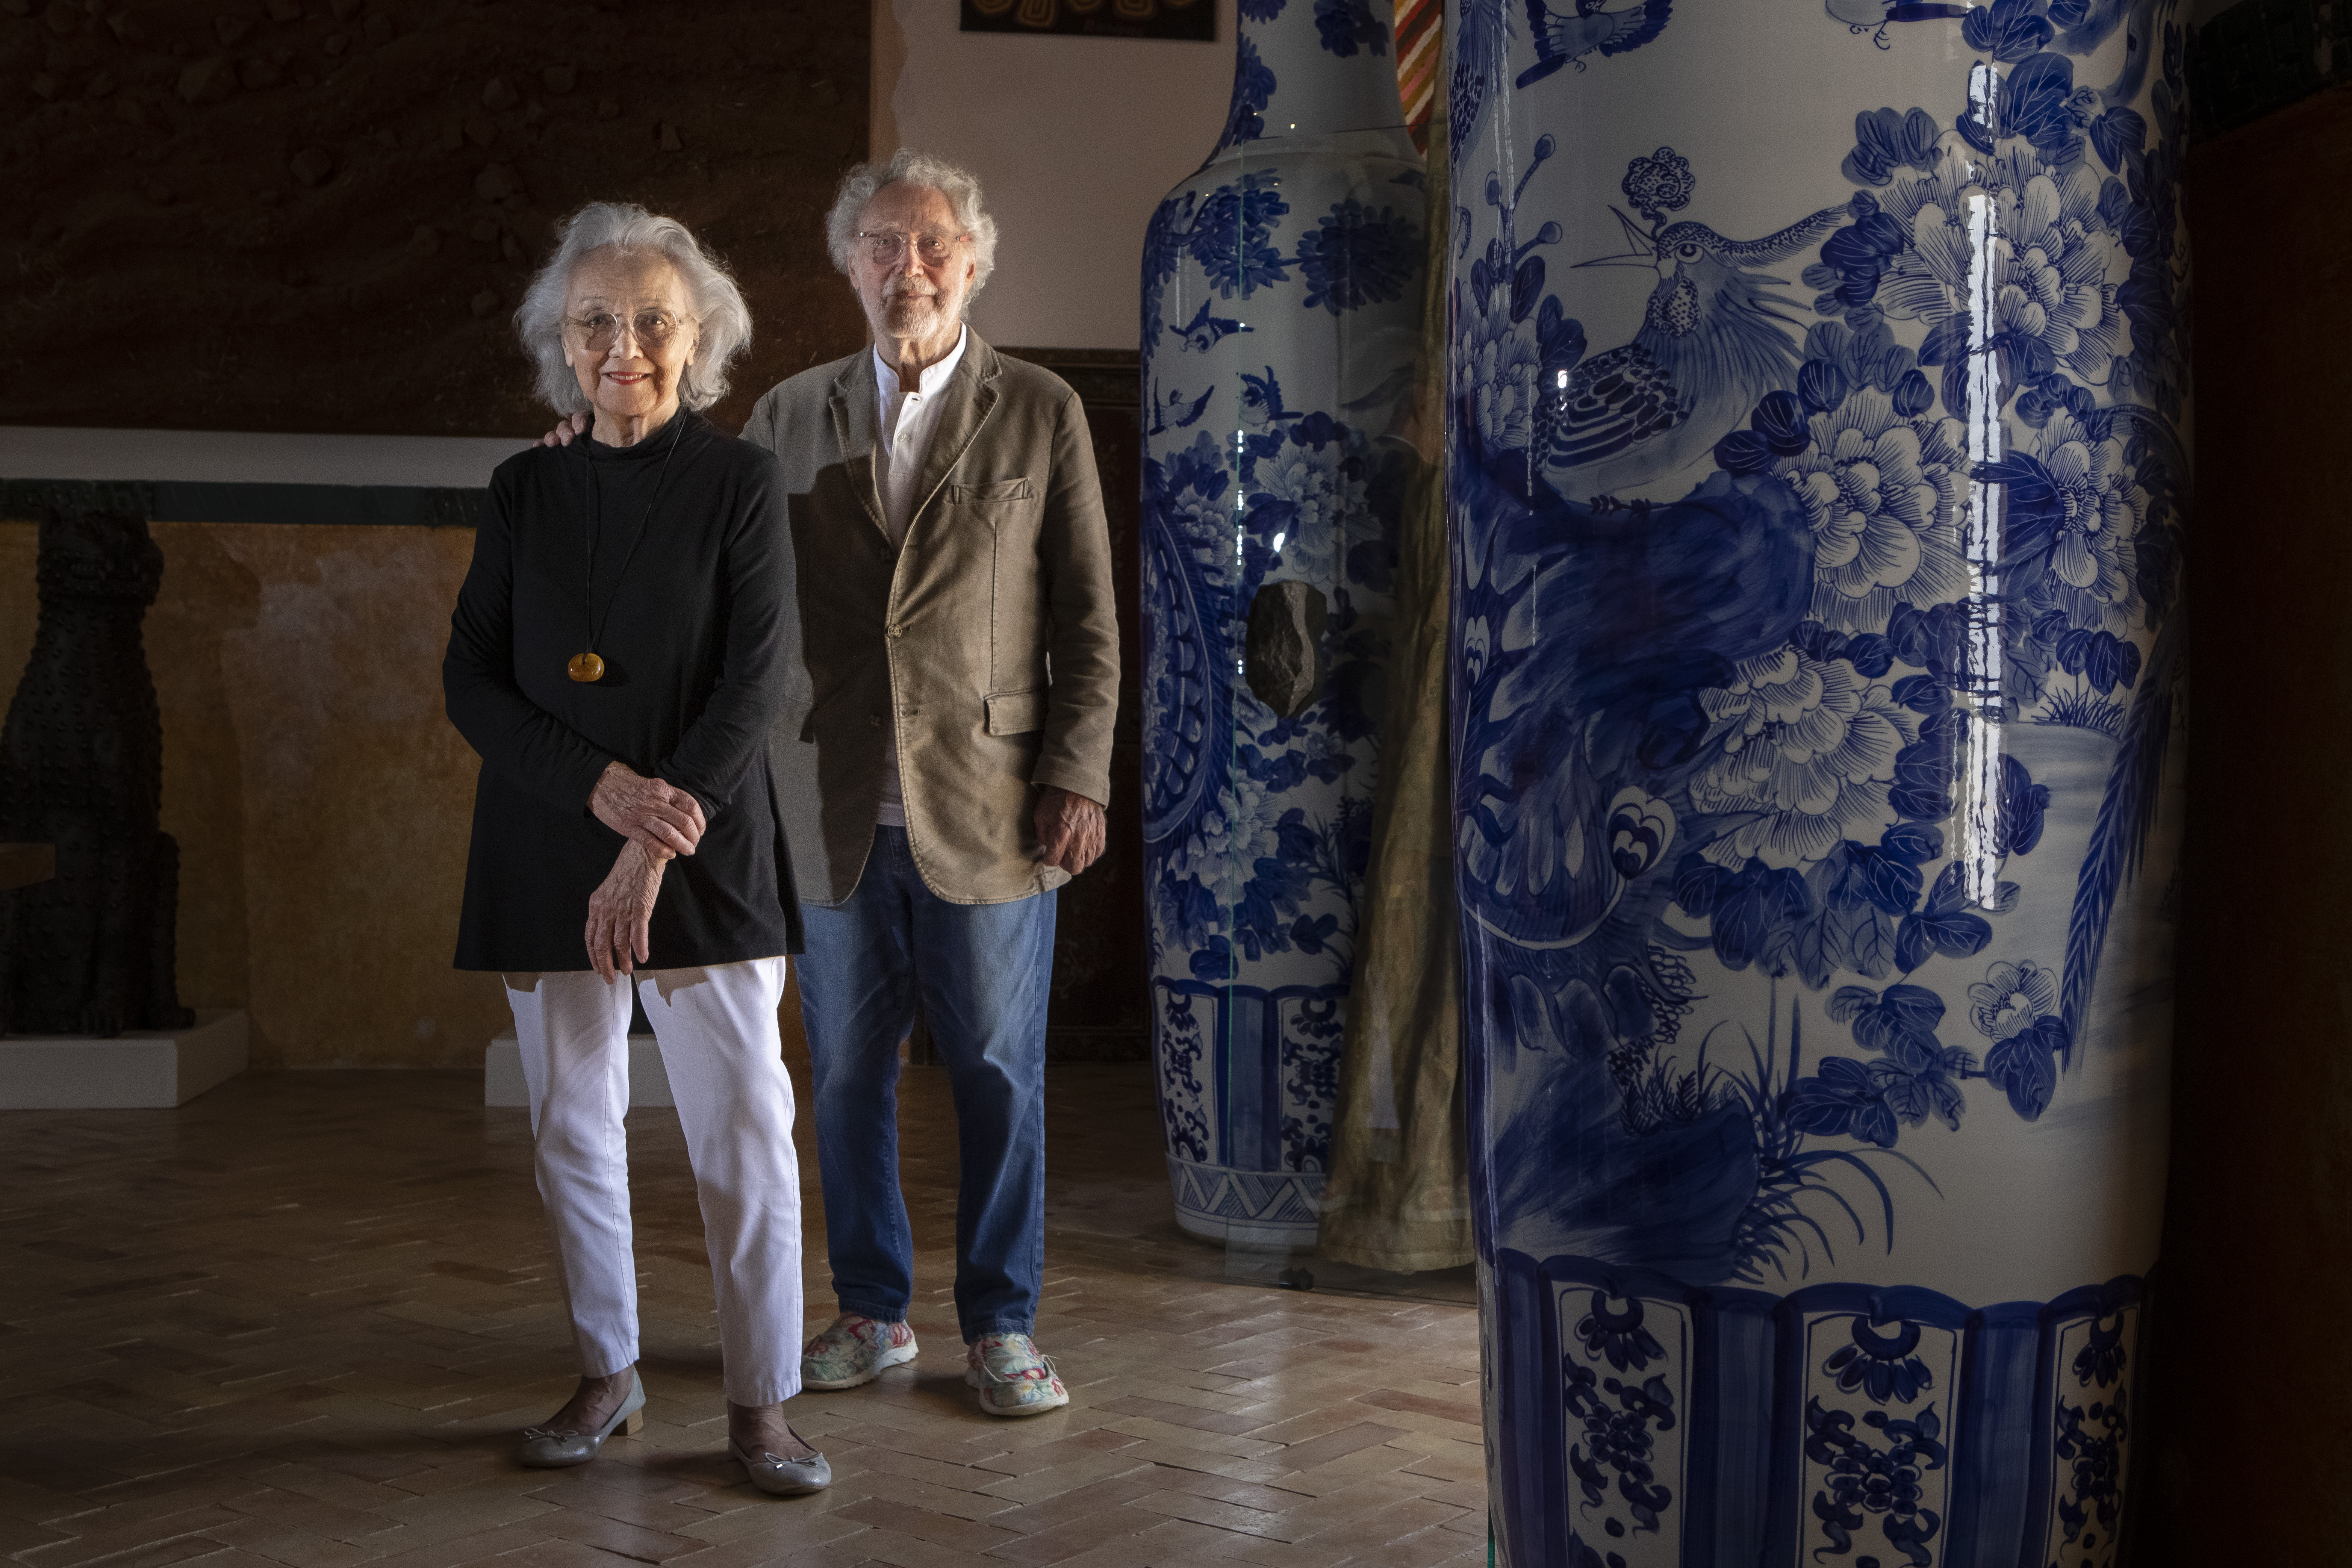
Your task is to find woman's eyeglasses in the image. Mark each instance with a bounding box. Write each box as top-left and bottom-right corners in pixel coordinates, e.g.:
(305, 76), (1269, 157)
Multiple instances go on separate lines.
(564, 308), (693, 354)
(856, 230), (964, 266)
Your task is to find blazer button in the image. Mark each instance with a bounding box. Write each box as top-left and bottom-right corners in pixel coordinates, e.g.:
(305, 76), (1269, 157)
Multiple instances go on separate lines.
(869, 712), (882, 728)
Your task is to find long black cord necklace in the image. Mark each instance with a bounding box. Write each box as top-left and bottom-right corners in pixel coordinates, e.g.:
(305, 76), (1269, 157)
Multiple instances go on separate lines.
(568, 415), (684, 683)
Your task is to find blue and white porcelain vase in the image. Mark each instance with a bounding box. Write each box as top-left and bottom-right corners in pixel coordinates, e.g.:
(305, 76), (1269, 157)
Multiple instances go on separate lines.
(1447, 0), (2189, 1559)
(1139, 0), (1425, 1246)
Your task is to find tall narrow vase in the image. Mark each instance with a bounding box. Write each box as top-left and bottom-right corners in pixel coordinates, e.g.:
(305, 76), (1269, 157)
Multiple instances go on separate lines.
(1446, 0), (2189, 1559)
(1139, 0), (1425, 1246)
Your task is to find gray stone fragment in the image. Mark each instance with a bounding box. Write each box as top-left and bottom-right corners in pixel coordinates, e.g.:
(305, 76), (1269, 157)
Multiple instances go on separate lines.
(1245, 579), (1328, 719)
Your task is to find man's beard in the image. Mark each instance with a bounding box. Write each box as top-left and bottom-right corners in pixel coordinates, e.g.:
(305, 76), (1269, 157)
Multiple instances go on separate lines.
(883, 287), (947, 331)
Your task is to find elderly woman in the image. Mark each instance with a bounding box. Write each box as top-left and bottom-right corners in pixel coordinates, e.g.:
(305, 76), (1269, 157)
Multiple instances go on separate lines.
(442, 202), (826, 1495)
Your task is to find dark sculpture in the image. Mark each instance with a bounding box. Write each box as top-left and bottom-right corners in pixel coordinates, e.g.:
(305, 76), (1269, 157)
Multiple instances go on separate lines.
(0, 508), (193, 1037)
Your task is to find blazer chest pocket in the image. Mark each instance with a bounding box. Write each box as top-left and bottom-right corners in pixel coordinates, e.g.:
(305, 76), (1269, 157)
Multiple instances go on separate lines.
(949, 478), (1034, 504)
(985, 688), (1046, 737)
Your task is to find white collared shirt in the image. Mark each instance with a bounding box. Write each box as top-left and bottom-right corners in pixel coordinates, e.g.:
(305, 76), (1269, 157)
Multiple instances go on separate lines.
(871, 327), (968, 825)
(873, 326), (969, 548)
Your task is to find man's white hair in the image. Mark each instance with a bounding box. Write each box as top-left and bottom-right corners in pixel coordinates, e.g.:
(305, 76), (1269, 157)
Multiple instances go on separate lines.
(515, 202), (752, 415)
(825, 148), (1000, 298)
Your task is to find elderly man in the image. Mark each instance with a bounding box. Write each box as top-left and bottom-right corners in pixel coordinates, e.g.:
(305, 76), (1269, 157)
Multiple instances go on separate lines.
(750, 148), (1115, 1417)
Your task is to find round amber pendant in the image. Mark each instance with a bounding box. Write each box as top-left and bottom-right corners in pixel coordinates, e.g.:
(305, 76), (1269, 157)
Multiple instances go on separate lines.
(567, 652), (605, 683)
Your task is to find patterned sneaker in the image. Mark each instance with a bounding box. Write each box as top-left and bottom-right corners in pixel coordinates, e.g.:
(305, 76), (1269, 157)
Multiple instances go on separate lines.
(800, 1314), (917, 1391)
(965, 1332), (1069, 1417)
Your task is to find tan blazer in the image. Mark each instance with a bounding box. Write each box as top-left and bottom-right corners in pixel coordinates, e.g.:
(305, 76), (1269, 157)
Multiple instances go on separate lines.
(740, 334), (1120, 907)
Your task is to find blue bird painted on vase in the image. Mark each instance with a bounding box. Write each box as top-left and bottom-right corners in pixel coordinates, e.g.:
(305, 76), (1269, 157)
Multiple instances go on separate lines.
(1517, 0), (1674, 84)
(1822, 0), (1967, 42)
(1171, 298), (1252, 353)
(1537, 203), (1848, 505)
(1148, 380), (1217, 436)
(1238, 365), (1307, 431)
(1453, 0), (1679, 154)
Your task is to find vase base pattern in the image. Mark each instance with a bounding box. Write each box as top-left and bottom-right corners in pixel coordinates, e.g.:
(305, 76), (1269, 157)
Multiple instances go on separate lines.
(1167, 1155), (1323, 1247)
(1485, 1250), (2142, 1568)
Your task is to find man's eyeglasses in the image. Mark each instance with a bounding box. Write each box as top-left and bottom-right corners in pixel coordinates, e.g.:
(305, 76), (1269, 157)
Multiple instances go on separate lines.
(856, 230), (964, 266)
(564, 308), (693, 354)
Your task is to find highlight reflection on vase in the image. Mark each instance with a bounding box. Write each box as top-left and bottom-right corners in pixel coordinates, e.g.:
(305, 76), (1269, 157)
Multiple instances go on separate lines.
(1140, 0), (1424, 1245)
(1449, 0), (2189, 1558)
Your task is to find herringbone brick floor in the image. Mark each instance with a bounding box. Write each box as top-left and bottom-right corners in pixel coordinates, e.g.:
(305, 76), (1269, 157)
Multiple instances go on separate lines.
(0, 1063), (1489, 1568)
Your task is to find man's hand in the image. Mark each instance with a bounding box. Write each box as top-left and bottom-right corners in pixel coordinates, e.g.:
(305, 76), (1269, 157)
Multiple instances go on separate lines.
(540, 411), (589, 448)
(586, 840), (669, 982)
(591, 761), (706, 857)
(1035, 786), (1107, 878)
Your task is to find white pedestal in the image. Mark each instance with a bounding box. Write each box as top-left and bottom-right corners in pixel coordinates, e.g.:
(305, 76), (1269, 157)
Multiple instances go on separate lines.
(484, 1033), (674, 1108)
(0, 1009), (250, 1108)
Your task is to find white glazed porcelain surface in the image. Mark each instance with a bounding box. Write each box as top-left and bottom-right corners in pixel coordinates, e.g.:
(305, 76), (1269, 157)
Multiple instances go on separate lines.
(1139, 0), (1426, 1245)
(1448, 0), (2189, 1560)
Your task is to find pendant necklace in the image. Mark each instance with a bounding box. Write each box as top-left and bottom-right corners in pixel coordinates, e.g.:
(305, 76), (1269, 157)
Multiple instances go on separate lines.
(569, 415), (684, 682)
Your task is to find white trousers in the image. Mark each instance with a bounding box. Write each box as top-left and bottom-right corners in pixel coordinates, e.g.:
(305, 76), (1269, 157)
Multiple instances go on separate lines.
(503, 958), (802, 1405)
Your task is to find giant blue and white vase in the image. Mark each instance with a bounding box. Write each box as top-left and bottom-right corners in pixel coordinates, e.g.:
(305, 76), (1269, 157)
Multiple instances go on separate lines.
(1447, 0), (2189, 1559)
(1140, 0), (1424, 1246)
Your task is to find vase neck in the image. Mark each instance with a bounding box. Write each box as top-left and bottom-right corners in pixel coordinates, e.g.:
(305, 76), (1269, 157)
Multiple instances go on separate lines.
(1213, 1), (1406, 154)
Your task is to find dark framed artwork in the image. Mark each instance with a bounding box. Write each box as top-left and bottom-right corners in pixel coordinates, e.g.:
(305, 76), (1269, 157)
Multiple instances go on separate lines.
(959, 0), (1215, 41)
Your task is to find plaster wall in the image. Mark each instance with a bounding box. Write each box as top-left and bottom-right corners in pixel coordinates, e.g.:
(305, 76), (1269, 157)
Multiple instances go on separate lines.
(874, 0), (1240, 352)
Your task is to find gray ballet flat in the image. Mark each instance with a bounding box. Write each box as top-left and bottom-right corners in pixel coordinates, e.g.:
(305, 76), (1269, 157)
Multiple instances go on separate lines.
(517, 1371), (646, 1468)
(728, 1438), (831, 1495)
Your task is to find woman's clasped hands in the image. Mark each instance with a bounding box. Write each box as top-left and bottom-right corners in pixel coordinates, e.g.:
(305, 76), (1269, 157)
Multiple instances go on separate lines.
(585, 761), (706, 981)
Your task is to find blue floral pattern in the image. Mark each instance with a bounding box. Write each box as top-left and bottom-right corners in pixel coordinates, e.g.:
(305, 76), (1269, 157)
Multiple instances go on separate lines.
(1294, 200), (1422, 314)
(1453, 0), (2185, 1556)
(1216, 35), (1278, 153)
(1456, 0), (2186, 1280)
(1191, 174), (1295, 300)
(1145, 409), (1397, 980)
(1806, 1396), (1949, 1564)
(1517, 1266), (2140, 1568)
(1559, 1286), (1689, 1556)
(2045, 1309), (2136, 1567)
(1567, 1363), (1677, 1540)
(1312, 0), (1387, 57)
(1143, 0), (1419, 1245)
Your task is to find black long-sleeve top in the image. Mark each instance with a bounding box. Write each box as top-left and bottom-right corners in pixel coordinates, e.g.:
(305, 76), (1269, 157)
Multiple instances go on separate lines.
(443, 412), (803, 971)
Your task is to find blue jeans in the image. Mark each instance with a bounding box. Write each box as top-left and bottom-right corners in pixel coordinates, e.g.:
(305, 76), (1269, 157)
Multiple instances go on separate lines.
(795, 827), (1056, 1340)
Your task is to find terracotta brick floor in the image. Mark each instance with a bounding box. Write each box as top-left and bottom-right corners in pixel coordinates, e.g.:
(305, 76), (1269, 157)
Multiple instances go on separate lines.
(0, 1061), (1489, 1567)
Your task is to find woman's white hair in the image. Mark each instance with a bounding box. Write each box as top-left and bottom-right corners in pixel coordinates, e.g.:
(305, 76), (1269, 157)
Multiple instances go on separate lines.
(515, 202), (752, 415)
(824, 148), (1000, 300)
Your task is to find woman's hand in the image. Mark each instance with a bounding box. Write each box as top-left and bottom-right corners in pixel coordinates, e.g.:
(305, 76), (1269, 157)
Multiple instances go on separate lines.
(591, 761), (706, 856)
(1035, 786), (1107, 877)
(539, 412), (590, 447)
(586, 840), (669, 981)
